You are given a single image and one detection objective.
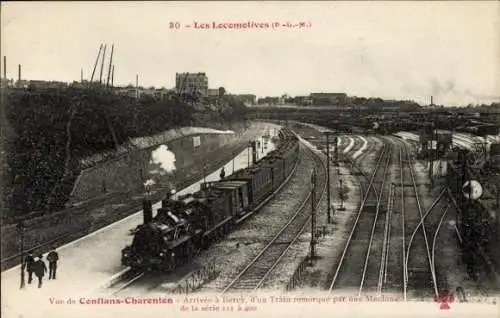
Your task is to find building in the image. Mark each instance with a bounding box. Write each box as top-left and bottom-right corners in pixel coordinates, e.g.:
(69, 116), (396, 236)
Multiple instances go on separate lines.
(15, 79), (29, 88)
(297, 96), (313, 105)
(115, 86), (174, 100)
(27, 80), (67, 90)
(176, 72), (208, 97)
(1, 78), (14, 88)
(309, 93), (348, 105)
(207, 88), (220, 97)
(233, 94), (256, 106)
(257, 96), (280, 105)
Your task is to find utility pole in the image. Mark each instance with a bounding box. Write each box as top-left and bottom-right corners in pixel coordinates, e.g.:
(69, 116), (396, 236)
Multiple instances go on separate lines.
(90, 44), (103, 83)
(334, 136), (339, 167)
(232, 150), (235, 173)
(310, 169), (317, 261)
(106, 44), (114, 87)
(428, 115), (436, 190)
(3, 56), (6, 81)
(247, 141), (250, 168)
(203, 162), (207, 184)
(339, 178), (345, 210)
(16, 222), (25, 289)
(99, 44), (107, 85)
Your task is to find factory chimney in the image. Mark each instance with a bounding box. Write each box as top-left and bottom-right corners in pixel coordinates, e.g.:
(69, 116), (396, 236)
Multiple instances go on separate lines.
(18, 64), (21, 82)
(136, 74), (139, 99)
(431, 96), (434, 106)
(3, 56), (6, 80)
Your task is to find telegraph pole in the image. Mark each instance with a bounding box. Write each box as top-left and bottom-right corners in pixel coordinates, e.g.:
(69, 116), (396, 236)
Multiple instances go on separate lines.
(203, 162), (207, 184)
(334, 136), (339, 167)
(232, 150), (235, 173)
(16, 222), (25, 289)
(310, 169), (317, 260)
(247, 142), (250, 168)
(428, 120), (434, 190)
(324, 132), (333, 223)
(339, 178), (345, 210)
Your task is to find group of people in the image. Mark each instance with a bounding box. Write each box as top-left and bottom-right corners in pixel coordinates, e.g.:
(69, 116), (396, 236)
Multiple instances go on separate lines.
(23, 247), (59, 288)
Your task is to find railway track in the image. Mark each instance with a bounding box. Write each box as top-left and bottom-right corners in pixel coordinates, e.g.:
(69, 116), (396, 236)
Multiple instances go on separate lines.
(401, 141), (440, 300)
(349, 136), (381, 201)
(222, 140), (328, 293)
(327, 140), (391, 294)
(104, 269), (145, 295)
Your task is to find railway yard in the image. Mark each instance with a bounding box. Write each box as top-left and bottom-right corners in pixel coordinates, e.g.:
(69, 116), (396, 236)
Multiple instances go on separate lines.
(2, 121), (499, 318)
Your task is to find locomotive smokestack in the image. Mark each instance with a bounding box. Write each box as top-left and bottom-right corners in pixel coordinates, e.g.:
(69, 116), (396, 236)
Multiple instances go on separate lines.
(251, 140), (257, 163)
(143, 198), (153, 224)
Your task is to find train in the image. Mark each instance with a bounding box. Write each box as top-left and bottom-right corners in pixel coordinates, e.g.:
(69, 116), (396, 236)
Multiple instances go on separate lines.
(121, 127), (300, 271)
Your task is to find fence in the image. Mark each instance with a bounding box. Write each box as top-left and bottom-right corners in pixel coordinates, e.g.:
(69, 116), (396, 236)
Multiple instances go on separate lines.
(172, 263), (219, 294)
(285, 225), (328, 291)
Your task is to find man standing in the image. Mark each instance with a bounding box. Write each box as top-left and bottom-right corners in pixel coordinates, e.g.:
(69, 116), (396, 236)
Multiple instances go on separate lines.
(23, 250), (35, 284)
(33, 255), (47, 288)
(47, 247), (59, 280)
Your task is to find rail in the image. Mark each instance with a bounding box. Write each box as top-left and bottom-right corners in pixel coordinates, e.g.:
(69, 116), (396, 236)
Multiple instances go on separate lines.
(431, 205), (450, 276)
(400, 148), (407, 301)
(359, 143), (392, 295)
(404, 142), (439, 299)
(102, 269), (145, 296)
(379, 182), (394, 293)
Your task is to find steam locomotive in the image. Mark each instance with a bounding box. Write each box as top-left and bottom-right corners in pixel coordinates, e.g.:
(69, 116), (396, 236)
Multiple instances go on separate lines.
(121, 127), (299, 271)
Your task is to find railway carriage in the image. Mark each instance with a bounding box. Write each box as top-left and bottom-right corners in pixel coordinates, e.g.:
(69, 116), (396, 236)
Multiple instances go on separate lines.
(227, 165), (273, 207)
(213, 181), (250, 217)
(260, 155), (285, 191)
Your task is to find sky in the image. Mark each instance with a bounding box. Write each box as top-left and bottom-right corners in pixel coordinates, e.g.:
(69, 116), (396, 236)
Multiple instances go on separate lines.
(1, 1), (499, 106)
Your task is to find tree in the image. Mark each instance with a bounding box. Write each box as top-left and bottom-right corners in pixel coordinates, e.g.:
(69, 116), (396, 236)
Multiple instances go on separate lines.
(218, 87), (226, 97)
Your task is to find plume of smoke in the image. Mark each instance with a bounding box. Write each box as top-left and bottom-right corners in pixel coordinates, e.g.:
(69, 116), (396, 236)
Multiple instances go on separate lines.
(144, 178), (156, 187)
(150, 144), (176, 175)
